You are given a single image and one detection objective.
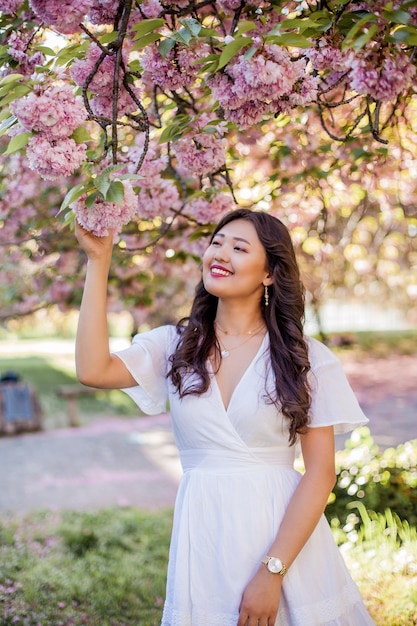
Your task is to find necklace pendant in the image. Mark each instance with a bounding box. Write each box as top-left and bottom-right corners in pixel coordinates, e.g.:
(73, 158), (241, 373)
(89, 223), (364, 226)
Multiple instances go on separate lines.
(221, 349), (229, 358)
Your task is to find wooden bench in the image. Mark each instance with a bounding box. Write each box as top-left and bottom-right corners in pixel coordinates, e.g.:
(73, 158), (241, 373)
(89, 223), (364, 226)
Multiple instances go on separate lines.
(56, 385), (102, 427)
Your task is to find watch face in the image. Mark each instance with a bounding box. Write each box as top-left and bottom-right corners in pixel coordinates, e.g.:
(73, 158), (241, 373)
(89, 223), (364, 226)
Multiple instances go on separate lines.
(267, 557), (283, 574)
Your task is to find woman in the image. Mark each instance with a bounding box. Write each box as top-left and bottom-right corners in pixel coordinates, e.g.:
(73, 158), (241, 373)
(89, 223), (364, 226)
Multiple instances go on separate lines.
(75, 208), (375, 626)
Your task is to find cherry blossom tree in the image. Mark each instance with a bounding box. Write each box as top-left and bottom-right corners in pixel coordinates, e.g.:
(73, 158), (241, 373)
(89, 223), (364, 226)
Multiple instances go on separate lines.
(0, 0), (416, 325)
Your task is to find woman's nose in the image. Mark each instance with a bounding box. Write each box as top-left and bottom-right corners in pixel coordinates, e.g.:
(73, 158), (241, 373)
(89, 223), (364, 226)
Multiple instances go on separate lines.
(214, 246), (229, 263)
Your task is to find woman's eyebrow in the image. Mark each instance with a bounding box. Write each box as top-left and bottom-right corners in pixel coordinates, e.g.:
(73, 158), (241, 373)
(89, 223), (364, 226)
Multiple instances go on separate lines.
(213, 233), (251, 245)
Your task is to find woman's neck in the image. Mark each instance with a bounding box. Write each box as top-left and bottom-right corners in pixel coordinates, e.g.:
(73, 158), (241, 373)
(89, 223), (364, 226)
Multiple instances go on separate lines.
(214, 302), (265, 336)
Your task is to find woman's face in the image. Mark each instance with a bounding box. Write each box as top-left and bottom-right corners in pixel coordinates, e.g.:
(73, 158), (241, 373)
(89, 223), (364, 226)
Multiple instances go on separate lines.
(202, 219), (272, 302)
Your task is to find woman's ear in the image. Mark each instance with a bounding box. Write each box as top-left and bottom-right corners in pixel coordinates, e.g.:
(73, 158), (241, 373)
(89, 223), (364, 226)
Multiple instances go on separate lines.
(263, 274), (273, 287)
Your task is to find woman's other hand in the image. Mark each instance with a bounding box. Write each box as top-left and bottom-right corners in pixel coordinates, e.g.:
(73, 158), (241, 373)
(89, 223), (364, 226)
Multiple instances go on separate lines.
(237, 567), (282, 626)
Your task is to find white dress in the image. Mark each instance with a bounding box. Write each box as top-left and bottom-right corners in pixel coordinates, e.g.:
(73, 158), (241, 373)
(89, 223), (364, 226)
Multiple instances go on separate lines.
(115, 326), (375, 626)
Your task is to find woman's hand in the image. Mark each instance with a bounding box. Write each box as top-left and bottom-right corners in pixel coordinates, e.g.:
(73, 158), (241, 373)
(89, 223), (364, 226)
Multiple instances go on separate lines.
(237, 567), (282, 626)
(74, 220), (114, 262)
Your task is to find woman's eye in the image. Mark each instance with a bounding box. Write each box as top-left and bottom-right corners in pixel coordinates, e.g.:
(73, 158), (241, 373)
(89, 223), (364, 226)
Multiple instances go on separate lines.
(211, 240), (220, 246)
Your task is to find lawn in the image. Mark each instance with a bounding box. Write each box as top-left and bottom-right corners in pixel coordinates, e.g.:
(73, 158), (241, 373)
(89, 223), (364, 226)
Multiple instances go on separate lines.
(0, 352), (139, 430)
(0, 507), (416, 626)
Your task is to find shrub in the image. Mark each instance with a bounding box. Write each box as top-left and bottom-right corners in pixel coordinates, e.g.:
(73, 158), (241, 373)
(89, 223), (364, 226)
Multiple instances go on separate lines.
(326, 428), (417, 535)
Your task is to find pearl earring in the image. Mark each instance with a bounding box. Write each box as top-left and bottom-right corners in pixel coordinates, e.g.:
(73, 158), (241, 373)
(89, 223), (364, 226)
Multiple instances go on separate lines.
(264, 284), (269, 307)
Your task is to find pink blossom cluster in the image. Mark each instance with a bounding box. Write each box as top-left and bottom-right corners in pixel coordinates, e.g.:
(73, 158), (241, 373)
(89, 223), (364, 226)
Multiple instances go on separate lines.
(173, 130), (227, 176)
(0, 198), (36, 242)
(71, 42), (123, 93)
(186, 191), (232, 224)
(348, 50), (416, 102)
(5, 30), (44, 77)
(136, 182), (181, 220)
(209, 44), (317, 128)
(2, 154), (39, 210)
(87, 0), (119, 25)
(130, 0), (162, 21)
(126, 139), (181, 219)
(0, 0), (22, 14)
(71, 43), (138, 118)
(72, 180), (138, 237)
(11, 83), (87, 179)
(29, 0), (92, 34)
(306, 39), (348, 73)
(141, 42), (209, 91)
(26, 135), (86, 180)
(48, 279), (74, 304)
(12, 83), (87, 139)
(216, 0), (267, 15)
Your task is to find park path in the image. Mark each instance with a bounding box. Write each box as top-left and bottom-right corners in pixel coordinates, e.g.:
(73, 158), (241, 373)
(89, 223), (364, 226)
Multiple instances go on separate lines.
(1, 352), (416, 514)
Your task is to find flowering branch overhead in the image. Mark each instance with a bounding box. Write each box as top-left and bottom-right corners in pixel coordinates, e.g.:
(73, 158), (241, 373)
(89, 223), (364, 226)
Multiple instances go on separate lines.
(0, 0), (416, 320)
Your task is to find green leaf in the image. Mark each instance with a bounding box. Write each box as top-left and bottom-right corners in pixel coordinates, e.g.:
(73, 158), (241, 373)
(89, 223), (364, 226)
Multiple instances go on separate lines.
(171, 27), (192, 45)
(267, 16), (321, 36)
(0, 115), (16, 137)
(0, 108), (14, 121)
(62, 209), (75, 226)
(99, 32), (118, 44)
(4, 131), (32, 154)
(351, 23), (378, 51)
(382, 8), (410, 25)
(85, 191), (99, 209)
(179, 17), (202, 36)
(0, 84), (31, 106)
(131, 18), (165, 38)
(0, 73), (24, 86)
(118, 173), (144, 183)
(36, 46), (56, 56)
(100, 163), (126, 178)
(235, 20), (256, 36)
(217, 37), (250, 70)
(71, 126), (91, 144)
(266, 33), (312, 48)
(391, 25), (417, 45)
(131, 32), (161, 51)
(105, 180), (124, 204)
(198, 27), (220, 38)
(342, 13), (378, 50)
(93, 174), (111, 198)
(194, 53), (220, 64)
(54, 42), (89, 66)
(158, 123), (182, 144)
(243, 46), (257, 61)
(59, 182), (90, 213)
(158, 38), (176, 58)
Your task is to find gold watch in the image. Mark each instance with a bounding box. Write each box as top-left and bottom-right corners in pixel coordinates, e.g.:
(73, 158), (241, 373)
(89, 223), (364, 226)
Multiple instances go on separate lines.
(262, 555), (288, 576)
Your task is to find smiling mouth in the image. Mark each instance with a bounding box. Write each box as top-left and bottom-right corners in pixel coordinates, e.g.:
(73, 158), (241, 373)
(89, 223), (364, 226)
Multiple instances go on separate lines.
(210, 266), (233, 277)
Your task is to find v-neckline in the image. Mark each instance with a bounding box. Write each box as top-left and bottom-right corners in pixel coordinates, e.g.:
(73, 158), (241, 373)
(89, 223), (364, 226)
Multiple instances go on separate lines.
(211, 333), (268, 413)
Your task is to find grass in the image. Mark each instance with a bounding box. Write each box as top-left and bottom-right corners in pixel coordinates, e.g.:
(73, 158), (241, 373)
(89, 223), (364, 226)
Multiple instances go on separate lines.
(339, 505), (417, 626)
(0, 508), (172, 626)
(0, 354), (139, 430)
(0, 507), (416, 626)
(328, 329), (417, 357)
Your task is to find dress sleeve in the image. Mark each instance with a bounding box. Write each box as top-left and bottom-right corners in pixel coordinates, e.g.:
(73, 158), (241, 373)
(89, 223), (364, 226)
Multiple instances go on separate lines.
(307, 337), (369, 435)
(113, 325), (178, 415)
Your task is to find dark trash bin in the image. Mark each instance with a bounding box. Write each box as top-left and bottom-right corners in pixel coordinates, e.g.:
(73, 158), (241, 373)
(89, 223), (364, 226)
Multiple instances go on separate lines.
(0, 372), (42, 435)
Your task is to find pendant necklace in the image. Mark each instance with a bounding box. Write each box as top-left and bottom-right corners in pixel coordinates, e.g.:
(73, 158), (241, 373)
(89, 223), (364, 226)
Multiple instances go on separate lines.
(215, 321), (265, 358)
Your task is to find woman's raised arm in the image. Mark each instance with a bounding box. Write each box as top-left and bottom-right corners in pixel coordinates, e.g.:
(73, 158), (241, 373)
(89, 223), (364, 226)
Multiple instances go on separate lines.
(75, 222), (137, 389)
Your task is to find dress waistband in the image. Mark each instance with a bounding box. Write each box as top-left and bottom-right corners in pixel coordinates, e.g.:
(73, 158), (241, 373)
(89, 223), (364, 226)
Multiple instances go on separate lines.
(179, 447), (295, 472)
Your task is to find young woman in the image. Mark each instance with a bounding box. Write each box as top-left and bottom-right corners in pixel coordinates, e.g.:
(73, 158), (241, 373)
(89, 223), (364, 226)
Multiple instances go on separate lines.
(75, 208), (375, 626)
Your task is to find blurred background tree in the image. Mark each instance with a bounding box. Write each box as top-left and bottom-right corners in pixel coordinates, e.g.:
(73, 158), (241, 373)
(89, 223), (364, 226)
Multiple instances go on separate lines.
(0, 0), (416, 331)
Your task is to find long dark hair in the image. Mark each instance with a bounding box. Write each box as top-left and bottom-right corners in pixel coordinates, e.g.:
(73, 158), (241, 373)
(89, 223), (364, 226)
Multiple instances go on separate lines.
(168, 208), (311, 444)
